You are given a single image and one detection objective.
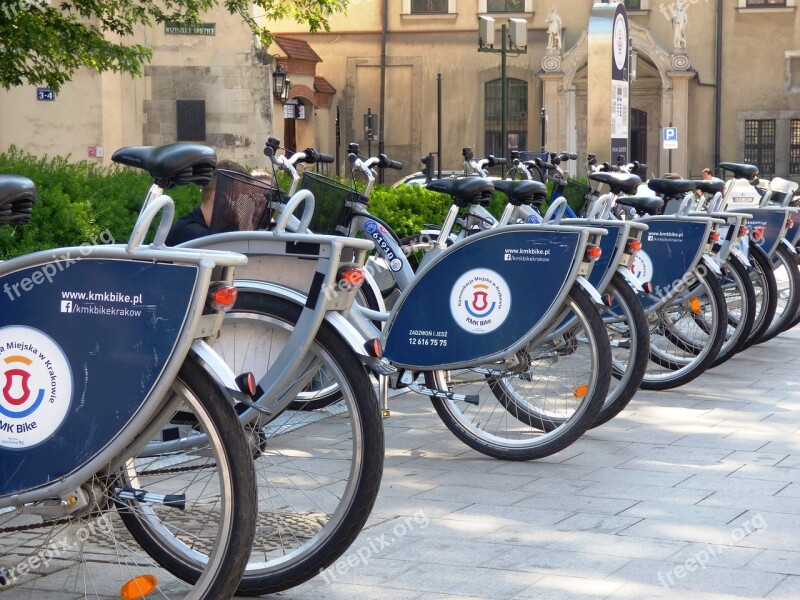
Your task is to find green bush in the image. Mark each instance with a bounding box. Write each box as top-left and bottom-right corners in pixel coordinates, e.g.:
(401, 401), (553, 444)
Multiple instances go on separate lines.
(0, 147), (528, 259)
(0, 146), (201, 259)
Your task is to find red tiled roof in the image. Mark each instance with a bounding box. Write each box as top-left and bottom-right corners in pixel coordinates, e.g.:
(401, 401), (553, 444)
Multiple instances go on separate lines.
(314, 76), (336, 95)
(273, 36), (322, 63)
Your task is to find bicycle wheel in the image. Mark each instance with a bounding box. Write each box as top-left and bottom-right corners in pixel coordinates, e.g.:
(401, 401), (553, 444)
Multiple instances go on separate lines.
(777, 245), (800, 332)
(742, 243), (779, 348)
(750, 243), (800, 344)
(426, 284), (611, 460)
(1, 356), (257, 599)
(640, 268), (727, 390)
(710, 257), (756, 367)
(210, 292), (384, 595)
(591, 271), (649, 428)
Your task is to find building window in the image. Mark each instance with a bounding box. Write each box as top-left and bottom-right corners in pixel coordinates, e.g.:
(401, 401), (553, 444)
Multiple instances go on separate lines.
(791, 120), (800, 174)
(411, 0), (448, 13)
(487, 0), (524, 12)
(744, 119), (776, 177)
(625, 0), (642, 9)
(484, 78), (528, 157)
(745, 0), (787, 5)
(176, 100), (206, 142)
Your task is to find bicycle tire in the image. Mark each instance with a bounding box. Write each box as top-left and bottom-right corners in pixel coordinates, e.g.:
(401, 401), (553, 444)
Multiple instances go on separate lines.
(710, 257), (756, 367)
(2, 356), (258, 599)
(742, 243), (779, 348)
(640, 268), (727, 390)
(777, 245), (800, 332)
(426, 284), (611, 460)
(591, 271), (650, 428)
(210, 292), (385, 595)
(750, 243), (800, 344)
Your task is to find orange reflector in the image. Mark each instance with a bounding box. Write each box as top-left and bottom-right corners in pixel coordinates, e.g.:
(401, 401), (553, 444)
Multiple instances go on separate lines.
(739, 226), (749, 237)
(120, 575), (157, 599)
(338, 267), (365, 289)
(209, 285), (238, 311)
(752, 226), (765, 240)
(788, 219), (795, 230)
(689, 297), (702, 313)
(573, 385), (589, 399)
(709, 231), (720, 243)
(585, 245), (602, 261)
(626, 239), (642, 253)
(643, 282), (654, 294)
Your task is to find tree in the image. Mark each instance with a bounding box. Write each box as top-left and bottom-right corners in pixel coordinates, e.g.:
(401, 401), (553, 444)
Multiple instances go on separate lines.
(0, 0), (348, 91)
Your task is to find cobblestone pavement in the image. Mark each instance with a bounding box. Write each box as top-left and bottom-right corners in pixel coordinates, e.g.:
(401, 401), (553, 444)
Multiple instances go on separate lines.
(262, 327), (800, 600)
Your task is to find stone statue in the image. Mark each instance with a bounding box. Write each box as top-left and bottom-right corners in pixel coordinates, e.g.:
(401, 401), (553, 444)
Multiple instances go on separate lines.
(673, 0), (688, 49)
(545, 7), (562, 53)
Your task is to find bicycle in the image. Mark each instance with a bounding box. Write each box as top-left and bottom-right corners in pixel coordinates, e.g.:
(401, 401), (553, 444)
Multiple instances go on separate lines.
(108, 143), (386, 596)
(585, 169), (730, 390)
(267, 139), (614, 461)
(0, 166), (258, 598)
(402, 152), (650, 429)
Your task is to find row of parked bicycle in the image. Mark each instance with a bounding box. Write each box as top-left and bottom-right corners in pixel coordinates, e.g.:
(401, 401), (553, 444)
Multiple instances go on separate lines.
(1, 137), (797, 598)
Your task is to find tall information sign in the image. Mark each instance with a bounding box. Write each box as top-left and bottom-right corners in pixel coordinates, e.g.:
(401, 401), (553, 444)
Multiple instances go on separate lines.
(587, 2), (629, 164)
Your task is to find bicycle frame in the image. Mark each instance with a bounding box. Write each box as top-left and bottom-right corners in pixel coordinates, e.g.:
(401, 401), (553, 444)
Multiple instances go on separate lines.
(0, 197), (247, 508)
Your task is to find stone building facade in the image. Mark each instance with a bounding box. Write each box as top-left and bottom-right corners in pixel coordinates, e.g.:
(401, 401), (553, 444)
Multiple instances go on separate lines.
(2, 1), (800, 183)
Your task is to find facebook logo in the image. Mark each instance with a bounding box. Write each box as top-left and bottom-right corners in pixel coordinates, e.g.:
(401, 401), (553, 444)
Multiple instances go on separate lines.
(61, 300), (73, 313)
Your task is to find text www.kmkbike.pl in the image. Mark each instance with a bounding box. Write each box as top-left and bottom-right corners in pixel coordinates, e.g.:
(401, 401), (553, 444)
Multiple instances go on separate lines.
(60, 290), (143, 317)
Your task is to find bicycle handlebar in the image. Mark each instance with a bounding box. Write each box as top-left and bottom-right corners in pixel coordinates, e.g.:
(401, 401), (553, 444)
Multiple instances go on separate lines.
(378, 154), (403, 170)
(303, 148), (335, 164)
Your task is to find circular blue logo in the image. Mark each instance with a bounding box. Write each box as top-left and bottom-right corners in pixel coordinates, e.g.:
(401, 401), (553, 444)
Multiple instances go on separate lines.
(364, 220), (378, 234)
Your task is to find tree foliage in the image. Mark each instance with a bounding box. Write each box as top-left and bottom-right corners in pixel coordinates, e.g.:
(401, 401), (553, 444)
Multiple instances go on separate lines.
(0, 0), (349, 91)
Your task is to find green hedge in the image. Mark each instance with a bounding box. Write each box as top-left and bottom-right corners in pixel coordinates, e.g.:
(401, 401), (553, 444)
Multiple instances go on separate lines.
(0, 146), (201, 259)
(0, 147), (513, 258)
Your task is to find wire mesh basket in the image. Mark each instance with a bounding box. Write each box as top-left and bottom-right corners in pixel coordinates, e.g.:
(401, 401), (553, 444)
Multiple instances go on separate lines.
(297, 171), (365, 235)
(553, 178), (592, 215)
(210, 169), (279, 233)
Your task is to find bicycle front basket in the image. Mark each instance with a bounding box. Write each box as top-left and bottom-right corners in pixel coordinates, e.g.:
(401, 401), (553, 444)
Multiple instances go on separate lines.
(210, 169), (279, 233)
(298, 171), (365, 235)
(558, 178), (592, 215)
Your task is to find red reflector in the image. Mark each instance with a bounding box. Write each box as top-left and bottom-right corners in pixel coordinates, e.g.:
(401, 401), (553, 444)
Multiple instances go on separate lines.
(585, 245), (602, 260)
(627, 239), (642, 253)
(602, 294), (613, 307)
(643, 282), (654, 294)
(209, 285), (237, 311)
(235, 372), (257, 396)
(739, 226), (749, 237)
(788, 219), (795, 230)
(752, 226), (765, 240)
(364, 338), (383, 358)
(338, 267), (365, 289)
(709, 231), (720, 243)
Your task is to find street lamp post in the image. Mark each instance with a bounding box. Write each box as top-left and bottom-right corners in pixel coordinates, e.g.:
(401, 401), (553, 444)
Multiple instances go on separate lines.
(478, 17), (527, 169)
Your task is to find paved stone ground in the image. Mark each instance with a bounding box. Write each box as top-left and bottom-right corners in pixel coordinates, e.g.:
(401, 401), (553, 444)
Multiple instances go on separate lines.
(262, 327), (800, 600)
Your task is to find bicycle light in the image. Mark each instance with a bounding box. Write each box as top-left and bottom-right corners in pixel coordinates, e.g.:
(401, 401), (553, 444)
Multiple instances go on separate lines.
(236, 372), (257, 396)
(752, 226), (765, 241)
(364, 338), (383, 358)
(337, 266), (366, 290)
(739, 225), (749, 237)
(584, 245), (602, 261)
(708, 231), (721, 243)
(788, 219), (795, 230)
(626, 239), (642, 253)
(208, 284), (238, 312)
